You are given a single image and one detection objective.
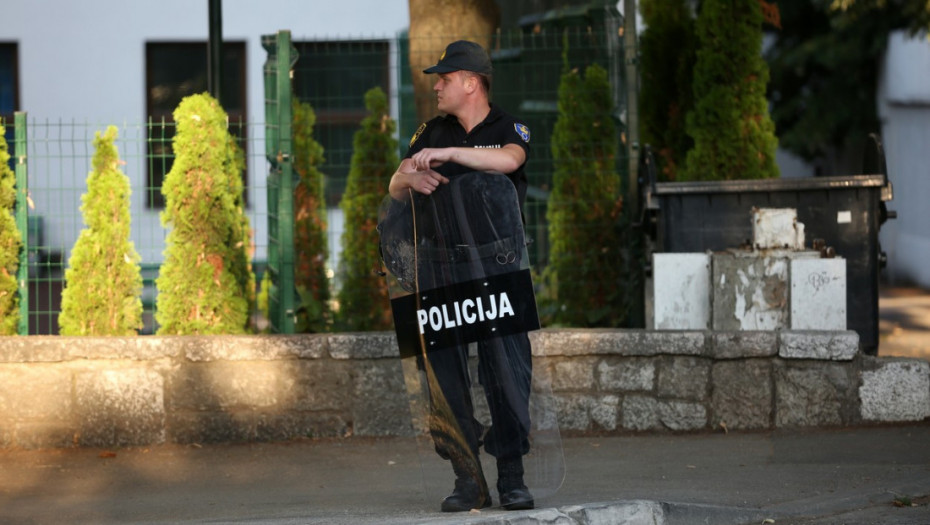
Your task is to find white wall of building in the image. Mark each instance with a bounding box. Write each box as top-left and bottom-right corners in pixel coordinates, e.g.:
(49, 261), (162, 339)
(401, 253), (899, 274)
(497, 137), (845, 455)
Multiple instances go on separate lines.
(878, 30), (930, 288)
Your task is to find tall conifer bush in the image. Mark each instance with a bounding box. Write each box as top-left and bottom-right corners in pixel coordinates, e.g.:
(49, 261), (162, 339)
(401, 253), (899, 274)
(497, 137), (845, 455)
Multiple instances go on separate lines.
(0, 122), (21, 335)
(292, 99), (331, 332)
(682, 0), (779, 181)
(335, 87), (396, 331)
(543, 60), (625, 327)
(639, 0), (696, 181)
(59, 127), (143, 335)
(156, 93), (255, 334)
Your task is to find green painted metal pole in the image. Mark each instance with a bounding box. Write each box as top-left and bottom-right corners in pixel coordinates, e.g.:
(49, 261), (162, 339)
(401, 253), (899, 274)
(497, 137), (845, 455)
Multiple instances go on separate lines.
(14, 112), (28, 335)
(275, 30), (296, 334)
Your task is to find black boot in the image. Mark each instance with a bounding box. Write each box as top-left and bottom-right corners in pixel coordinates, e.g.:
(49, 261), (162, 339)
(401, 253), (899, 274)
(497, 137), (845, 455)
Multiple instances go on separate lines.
(497, 457), (534, 510)
(441, 460), (491, 512)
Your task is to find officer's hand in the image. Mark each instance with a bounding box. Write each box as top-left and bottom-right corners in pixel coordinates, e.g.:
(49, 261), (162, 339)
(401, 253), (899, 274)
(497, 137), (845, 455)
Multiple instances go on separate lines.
(410, 148), (451, 171)
(410, 169), (449, 195)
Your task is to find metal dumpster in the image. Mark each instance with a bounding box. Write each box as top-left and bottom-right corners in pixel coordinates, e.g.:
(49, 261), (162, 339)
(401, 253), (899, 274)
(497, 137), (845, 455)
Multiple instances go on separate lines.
(644, 172), (895, 355)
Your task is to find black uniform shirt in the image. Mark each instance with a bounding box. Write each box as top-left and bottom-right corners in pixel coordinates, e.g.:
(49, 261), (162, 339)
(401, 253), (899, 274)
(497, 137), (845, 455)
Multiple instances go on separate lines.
(405, 104), (531, 213)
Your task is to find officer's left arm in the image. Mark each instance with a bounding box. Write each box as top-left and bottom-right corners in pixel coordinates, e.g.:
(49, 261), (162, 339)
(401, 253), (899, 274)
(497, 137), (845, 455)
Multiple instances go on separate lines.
(409, 143), (526, 175)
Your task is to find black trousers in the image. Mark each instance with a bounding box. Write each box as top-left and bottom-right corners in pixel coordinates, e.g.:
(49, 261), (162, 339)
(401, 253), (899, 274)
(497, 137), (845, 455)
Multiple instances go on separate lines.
(426, 330), (532, 464)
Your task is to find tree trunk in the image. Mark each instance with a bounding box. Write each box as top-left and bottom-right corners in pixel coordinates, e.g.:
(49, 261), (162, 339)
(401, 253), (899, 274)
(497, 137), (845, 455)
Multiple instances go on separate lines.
(408, 0), (500, 123)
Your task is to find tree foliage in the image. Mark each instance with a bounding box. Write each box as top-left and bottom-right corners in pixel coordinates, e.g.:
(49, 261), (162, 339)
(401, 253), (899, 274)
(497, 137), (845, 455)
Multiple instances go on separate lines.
(542, 60), (626, 327)
(292, 99), (331, 332)
(682, 0), (779, 181)
(0, 122), (21, 335)
(156, 93), (255, 334)
(336, 87), (397, 331)
(766, 1), (924, 168)
(638, 0), (696, 181)
(59, 127), (143, 335)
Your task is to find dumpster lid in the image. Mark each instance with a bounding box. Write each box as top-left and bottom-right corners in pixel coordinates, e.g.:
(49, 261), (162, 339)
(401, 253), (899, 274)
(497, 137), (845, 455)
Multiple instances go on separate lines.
(654, 174), (887, 195)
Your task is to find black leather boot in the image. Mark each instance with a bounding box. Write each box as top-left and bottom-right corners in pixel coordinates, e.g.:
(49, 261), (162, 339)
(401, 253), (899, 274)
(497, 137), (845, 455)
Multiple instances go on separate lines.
(441, 460), (491, 512)
(497, 457), (534, 510)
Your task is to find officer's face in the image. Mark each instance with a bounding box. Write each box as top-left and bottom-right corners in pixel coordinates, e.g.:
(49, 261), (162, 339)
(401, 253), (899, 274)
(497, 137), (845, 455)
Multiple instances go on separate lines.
(434, 71), (468, 114)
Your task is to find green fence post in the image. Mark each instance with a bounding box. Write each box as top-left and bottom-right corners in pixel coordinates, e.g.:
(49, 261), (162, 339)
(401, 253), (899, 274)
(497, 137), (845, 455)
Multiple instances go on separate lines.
(262, 30), (298, 334)
(276, 30), (297, 334)
(14, 112), (28, 335)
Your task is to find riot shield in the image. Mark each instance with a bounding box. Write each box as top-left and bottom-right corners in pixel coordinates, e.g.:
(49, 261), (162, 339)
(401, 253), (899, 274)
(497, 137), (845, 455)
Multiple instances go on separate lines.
(378, 171), (564, 509)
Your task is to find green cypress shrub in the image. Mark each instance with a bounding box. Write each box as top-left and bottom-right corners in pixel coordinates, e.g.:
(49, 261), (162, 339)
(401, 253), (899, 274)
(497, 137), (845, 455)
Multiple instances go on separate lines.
(543, 62), (626, 327)
(0, 121), (21, 335)
(292, 99), (331, 332)
(156, 93), (255, 334)
(59, 126), (143, 335)
(682, 0), (779, 181)
(639, 0), (696, 181)
(335, 87), (396, 331)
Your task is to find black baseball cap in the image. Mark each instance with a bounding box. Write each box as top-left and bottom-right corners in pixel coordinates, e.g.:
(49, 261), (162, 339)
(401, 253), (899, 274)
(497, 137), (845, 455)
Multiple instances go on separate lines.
(423, 40), (493, 75)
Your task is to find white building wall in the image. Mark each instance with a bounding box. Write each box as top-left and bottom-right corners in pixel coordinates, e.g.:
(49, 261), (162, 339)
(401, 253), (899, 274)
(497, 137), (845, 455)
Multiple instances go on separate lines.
(3, 0), (409, 264)
(878, 30), (930, 288)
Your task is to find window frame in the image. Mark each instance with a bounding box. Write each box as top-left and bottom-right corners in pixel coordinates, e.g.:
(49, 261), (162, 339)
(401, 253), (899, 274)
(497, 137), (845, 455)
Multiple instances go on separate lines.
(144, 40), (248, 209)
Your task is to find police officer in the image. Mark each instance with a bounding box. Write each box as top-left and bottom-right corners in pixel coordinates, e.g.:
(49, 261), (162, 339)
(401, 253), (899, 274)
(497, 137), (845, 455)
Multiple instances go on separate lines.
(388, 40), (534, 512)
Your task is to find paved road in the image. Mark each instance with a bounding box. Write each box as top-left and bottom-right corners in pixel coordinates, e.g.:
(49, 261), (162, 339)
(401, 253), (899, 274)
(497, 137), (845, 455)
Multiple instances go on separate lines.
(2, 424), (929, 524)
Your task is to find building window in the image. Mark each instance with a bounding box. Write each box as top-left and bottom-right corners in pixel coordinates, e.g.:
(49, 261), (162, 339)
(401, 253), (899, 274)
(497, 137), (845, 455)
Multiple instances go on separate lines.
(145, 41), (246, 208)
(0, 42), (18, 158)
(292, 40), (390, 206)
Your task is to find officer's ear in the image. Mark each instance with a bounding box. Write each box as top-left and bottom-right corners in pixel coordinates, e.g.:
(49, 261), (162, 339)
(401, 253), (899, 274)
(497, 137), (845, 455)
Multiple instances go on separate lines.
(461, 71), (479, 94)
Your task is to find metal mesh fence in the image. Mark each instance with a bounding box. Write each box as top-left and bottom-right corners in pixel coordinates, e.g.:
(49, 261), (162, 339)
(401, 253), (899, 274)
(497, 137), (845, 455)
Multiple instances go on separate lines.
(15, 117), (270, 334)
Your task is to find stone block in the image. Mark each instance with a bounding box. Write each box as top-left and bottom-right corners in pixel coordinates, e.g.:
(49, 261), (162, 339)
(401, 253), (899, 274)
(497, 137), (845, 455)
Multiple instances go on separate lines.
(712, 251), (790, 331)
(775, 364), (852, 427)
(0, 336), (67, 362)
(779, 331), (858, 361)
(597, 358), (655, 392)
(168, 411), (256, 444)
(551, 357), (597, 391)
(291, 360), (352, 412)
(0, 365), (73, 420)
(621, 395), (661, 431)
(860, 359), (930, 422)
(790, 258), (846, 330)
(652, 253), (711, 330)
(329, 332), (398, 359)
(255, 412), (351, 441)
(590, 395), (620, 431)
(711, 332), (778, 359)
(167, 361), (302, 411)
(531, 329), (644, 357)
(752, 207), (804, 250)
(67, 336), (176, 361)
(553, 394), (594, 431)
(352, 360), (412, 437)
(181, 335), (326, 361)
(640, 331), (706, 356)
(9, 422), (76, 449)
(658, 400), (707, 430)
(563, 500), (664, 525)
(75, 368), (165, 447)
(657, 356), (710, 400)
(711, 360), (772, 430)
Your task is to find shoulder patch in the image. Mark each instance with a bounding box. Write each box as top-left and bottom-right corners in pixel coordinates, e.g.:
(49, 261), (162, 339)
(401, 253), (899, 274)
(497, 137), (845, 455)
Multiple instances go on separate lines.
(410, 123), (427, 147)
(514, 123), (530, 143)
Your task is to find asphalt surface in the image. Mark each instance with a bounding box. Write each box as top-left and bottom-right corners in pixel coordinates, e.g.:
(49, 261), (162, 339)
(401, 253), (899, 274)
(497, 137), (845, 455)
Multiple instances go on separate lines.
(0, 285), (927, 525)
(1, 425), (929, 524)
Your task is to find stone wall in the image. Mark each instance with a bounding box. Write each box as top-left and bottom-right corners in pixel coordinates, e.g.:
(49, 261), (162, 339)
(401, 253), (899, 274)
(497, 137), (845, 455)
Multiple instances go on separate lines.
(0, 330), (928, 449)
